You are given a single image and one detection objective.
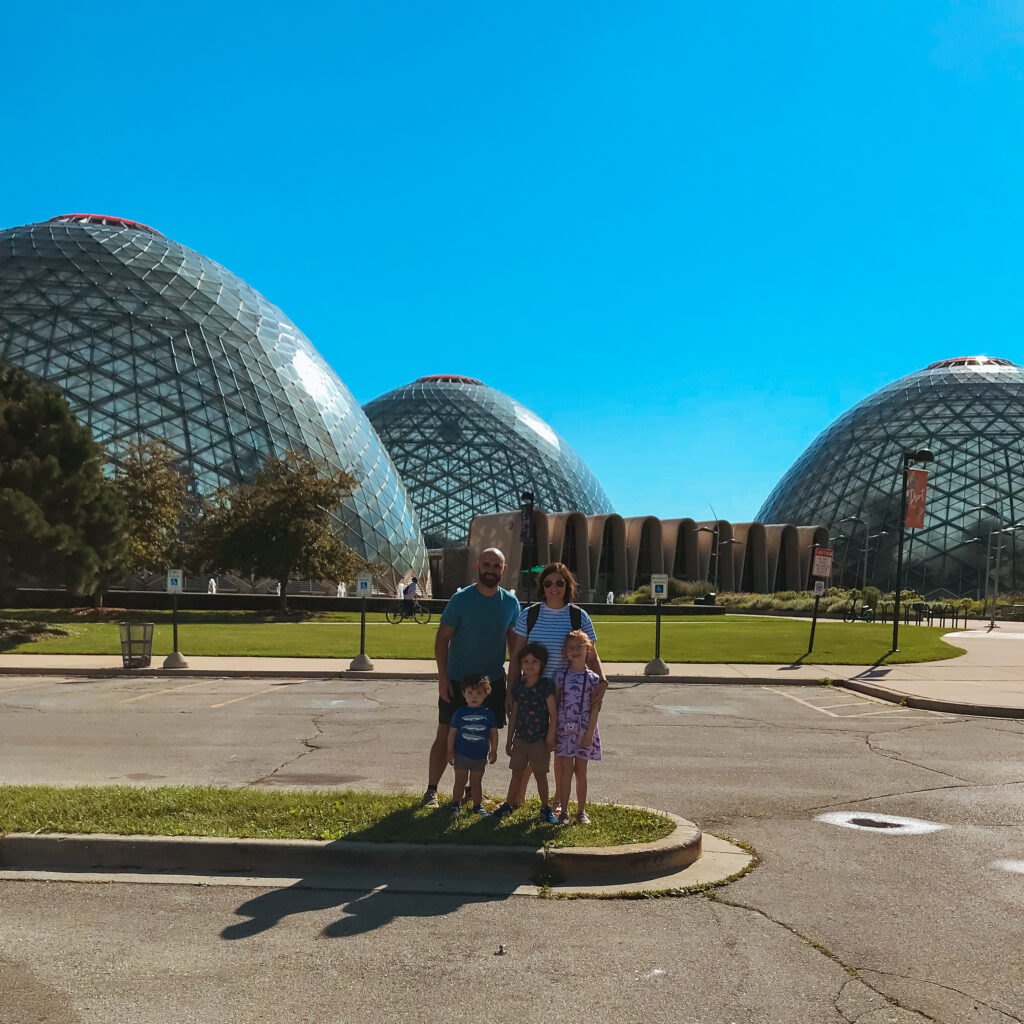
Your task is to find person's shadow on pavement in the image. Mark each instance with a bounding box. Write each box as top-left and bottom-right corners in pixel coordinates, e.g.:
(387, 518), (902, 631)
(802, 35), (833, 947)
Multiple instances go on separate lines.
(220, 806), (522, 940)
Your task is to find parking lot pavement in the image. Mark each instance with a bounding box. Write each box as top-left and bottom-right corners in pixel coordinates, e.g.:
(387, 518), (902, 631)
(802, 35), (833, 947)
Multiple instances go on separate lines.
(2, 676), (1023, 1023)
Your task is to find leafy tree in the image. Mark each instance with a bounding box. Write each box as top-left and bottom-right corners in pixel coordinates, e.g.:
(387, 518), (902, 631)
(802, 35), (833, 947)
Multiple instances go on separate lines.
(192, 450), (364, 610)
(0, 361), (124, 601)
(110, 440), (192, 575)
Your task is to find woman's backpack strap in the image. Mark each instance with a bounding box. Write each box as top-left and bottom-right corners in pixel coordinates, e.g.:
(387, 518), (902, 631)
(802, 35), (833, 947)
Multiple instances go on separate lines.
(526, 602), (582, 638)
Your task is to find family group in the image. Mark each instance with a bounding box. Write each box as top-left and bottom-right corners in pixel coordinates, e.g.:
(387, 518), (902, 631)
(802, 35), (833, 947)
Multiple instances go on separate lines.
(423, 549), (608, 825)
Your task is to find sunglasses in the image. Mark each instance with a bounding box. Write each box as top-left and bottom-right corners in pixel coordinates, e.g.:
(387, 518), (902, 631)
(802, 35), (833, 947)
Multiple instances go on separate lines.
(543, 578), (567, 588)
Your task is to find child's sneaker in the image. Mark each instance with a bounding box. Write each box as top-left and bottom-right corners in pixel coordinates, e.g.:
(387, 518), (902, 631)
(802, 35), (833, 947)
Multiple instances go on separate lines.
(491, 802), (514, 821)
(539, 805), (559, 825)
(473, 804), (489, 816)
(448, 802), (461, 817)
(422, 788), (439, 808)
(557, 810), (570, 826)
(576, 811), (592, 825)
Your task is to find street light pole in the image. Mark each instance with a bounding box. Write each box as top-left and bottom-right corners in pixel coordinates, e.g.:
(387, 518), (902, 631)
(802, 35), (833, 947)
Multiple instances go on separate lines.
(892, 448), (934, 653)
(696, 525), (715, 587)
(838, 514), (871, 591)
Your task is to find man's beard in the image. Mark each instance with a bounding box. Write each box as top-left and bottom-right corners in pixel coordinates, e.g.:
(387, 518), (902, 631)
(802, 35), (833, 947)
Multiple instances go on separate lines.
(478, 571), (501, 586)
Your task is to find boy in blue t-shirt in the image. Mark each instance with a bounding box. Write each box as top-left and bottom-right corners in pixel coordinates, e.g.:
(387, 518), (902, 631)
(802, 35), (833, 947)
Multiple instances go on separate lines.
(446, 675), (499, 816)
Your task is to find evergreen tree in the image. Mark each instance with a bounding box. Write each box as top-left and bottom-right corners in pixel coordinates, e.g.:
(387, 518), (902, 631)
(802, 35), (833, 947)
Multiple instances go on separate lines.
(0, 361), (124, 601)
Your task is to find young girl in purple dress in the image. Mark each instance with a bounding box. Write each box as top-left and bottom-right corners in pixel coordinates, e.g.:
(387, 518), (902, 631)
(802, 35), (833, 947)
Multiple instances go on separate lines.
(553, 629), (603, 825)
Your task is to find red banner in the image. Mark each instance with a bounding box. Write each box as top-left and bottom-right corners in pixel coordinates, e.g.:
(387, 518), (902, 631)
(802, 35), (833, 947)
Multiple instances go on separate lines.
(905, 468), (928, 529)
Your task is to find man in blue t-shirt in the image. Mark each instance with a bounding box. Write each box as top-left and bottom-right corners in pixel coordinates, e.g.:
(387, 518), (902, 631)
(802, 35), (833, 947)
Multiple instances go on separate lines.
(422, 547), (520, 807)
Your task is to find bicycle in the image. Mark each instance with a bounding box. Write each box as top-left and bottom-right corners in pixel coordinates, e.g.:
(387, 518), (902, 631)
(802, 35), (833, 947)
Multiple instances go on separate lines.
(843, 603), (875, 623)
(386, 599), (432, 624)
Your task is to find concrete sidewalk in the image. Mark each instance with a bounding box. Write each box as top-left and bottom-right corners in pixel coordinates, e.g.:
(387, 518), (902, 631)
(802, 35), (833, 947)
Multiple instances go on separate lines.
(0, 625), (1021, 717)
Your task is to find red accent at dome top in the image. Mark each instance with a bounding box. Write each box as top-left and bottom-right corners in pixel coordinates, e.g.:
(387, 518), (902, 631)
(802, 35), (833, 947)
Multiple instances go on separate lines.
(49, 214), (163, 237)
(925, 356), (1015, 370)
(415, 375), (484, 385)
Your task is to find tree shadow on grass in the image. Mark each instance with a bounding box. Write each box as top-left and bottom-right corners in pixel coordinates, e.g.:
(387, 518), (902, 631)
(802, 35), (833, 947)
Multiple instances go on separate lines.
(220, 805), (524, 942)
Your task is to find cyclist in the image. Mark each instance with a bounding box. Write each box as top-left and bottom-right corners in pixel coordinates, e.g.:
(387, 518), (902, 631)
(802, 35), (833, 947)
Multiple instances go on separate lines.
(402, 576), (419, 617)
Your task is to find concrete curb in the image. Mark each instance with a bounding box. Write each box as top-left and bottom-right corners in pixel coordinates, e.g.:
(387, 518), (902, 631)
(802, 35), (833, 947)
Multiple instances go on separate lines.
(0, 666), (837, 685)
(836, 676), (1024, 720)
(545, 810), (701, 883)
(1, 664), (1018, 718)
(0, 812), (701, 887)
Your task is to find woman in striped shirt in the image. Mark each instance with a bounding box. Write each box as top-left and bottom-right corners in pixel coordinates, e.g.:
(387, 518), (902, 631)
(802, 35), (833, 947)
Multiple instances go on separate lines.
(506, 563), (608, 805)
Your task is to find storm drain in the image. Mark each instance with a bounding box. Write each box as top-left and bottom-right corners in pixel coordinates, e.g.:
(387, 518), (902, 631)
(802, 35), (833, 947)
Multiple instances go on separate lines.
(815, 811), (948, 835)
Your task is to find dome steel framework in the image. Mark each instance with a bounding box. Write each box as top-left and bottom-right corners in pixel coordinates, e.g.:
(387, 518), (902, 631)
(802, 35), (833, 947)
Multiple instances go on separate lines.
(364, 375), (614, 549)
(0, 214), (427, 580)
(757, 356), (1024, 598)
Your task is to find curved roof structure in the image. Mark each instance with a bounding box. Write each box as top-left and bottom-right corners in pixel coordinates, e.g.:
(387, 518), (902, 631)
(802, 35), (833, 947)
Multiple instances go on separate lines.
(364, 375), (615, 548)
(0, 215), (427, 579)
(757, 356), (1024, 597)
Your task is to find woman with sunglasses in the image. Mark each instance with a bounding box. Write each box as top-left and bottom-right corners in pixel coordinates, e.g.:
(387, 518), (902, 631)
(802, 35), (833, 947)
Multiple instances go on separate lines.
(506, 563), (607, 763)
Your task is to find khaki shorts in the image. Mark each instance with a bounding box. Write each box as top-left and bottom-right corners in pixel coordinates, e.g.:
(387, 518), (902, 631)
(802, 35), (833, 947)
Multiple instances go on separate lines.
(509, 737), (550, 775)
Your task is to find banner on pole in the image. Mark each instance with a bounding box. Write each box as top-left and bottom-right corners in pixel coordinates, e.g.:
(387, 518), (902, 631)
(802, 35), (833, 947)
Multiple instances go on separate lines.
(905, 468), (928, 529)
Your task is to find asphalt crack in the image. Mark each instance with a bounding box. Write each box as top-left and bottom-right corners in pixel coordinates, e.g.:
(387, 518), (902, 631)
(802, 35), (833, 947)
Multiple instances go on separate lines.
(803, 778), (1020, 814)
(835, 976), (934, 1023)
(707, 893), (937, 1022)
(246, 714), (325, 787)
(858, 968), (1023, 1023)
(863, 732), (972, 783)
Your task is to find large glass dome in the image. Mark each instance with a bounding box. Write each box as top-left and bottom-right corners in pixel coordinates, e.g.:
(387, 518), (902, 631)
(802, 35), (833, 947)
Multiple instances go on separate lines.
(0, 214), (427, 579)
(364, 375), (615, 548)
(757, 356), (1024, 598)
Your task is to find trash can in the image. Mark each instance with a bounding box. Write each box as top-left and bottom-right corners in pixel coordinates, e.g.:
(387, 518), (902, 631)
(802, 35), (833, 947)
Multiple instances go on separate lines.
(118, 621), (154, 669)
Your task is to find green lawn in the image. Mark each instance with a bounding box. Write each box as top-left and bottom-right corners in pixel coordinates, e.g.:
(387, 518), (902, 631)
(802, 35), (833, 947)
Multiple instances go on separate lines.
(0, 609), (965, 664)
(0, 785), (673, 849)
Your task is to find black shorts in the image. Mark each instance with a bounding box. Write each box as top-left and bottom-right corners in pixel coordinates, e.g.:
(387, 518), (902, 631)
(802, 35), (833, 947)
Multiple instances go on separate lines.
(438, 676), (507, 728)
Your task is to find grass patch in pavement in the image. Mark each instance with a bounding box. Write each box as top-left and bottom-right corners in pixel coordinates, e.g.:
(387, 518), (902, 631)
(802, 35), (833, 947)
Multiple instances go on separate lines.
(0, 785), (673, 848)
(1, 608), (965, 664)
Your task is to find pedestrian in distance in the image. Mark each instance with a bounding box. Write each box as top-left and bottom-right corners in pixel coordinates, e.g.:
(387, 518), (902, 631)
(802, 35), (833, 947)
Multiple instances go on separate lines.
(446, 675), (498, 817)
(422, 547), (520, 808)
(553, 629), (603, 825)
(492, 641), (559, 824)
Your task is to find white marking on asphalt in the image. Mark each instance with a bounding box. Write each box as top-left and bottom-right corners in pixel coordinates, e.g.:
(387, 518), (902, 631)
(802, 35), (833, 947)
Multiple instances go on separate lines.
(840, 709), (908, 717)
(762, 686), (952, 719)
(815, 811), (948, 835)
(762, 687), (842, 716)
(991, 859), (1024, 874)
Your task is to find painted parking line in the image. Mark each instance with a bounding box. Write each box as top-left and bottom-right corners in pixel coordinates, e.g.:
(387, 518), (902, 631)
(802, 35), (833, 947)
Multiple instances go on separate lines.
(763, 687), (847, 717)
(0, 679), (62, 695)
(762, 686), (951, 719)
(118, 679), (212, 704)
(209, 685), (288, 709)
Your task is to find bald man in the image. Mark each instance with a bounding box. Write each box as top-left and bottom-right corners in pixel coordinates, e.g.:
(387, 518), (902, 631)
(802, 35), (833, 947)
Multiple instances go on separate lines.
(423, 547), (521, 807)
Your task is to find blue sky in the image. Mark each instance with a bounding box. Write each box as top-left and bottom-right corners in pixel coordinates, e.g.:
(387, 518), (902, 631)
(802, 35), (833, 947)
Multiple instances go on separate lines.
(4, 2), (1024, 520)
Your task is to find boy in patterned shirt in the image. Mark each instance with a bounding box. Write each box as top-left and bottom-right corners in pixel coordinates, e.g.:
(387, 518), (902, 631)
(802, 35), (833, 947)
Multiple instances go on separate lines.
(491, 642), (559, 824)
